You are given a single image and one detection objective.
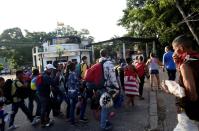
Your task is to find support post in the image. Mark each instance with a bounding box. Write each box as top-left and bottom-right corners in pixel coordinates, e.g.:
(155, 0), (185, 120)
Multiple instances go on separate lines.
(152, 41), (156, 55)
(146, 43), (149, 58)
(91, 45), (95, 63)
(123, 43), (126, 59)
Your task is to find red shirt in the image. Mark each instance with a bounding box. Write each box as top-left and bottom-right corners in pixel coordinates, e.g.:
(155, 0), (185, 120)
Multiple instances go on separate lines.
(135, 62), (145, 77)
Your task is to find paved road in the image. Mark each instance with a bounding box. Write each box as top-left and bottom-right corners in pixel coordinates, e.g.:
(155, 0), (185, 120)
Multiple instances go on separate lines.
(2, 75), (150, 131)
(157, 70), (177, 131)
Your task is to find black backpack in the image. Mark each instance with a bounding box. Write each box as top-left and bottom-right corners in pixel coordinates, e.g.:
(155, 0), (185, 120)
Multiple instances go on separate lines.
(14, 80), (31, 99)
(3, 79), (13, 104)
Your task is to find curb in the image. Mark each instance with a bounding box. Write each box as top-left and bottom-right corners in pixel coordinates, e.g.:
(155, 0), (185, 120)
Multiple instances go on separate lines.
(149, 91), (158, 130)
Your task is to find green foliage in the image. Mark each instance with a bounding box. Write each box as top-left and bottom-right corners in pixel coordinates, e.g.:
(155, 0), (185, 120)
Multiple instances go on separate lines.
(0, 27), (24, 42)
(55, 45), (64, 61)
(119, 0), (199, 46)
(0, 64), (3, 71)
(0, 26), (93, 68)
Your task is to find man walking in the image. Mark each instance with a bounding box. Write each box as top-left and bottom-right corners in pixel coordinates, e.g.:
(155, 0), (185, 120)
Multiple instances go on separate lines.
(163, 46), (176, 80)
(8, 70), (39, 130)
(79, 56), (89, 122)
(37, 64), (56, 127)
(98, 49), (119, 131)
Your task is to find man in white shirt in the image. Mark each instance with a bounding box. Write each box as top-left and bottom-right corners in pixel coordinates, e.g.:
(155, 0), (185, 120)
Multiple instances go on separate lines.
(99, 49), (119, 131)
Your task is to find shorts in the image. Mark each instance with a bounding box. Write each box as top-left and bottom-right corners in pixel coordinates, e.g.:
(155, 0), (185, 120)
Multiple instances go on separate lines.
(150, 70), (159, 75)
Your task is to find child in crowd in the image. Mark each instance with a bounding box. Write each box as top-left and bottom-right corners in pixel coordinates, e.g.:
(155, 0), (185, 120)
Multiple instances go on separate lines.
(124, 58), (139, 107)
(146, 53), (162, 90)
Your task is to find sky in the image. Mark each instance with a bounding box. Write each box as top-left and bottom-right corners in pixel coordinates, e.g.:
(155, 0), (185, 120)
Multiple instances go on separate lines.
(0, 0), (127, 42)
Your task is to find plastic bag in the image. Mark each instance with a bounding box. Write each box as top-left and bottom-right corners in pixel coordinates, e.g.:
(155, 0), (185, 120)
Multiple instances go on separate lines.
(164, 80), (185, 98)
(174, 113), (199, 131)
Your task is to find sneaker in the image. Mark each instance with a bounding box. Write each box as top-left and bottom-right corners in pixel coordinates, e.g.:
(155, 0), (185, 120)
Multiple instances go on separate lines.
(79, 118), (88, 123)
(100, 125), (113, 131)
(35, 116), (40, 119)
(31, 117), (40, 126)
(45, 122), (52, 127)
(139, 96), (145, 100)
(41, 120), (54, 128)
(105, 124), (113, 131)
(70, 122), (79, 127)
(8, 125), (19, 130)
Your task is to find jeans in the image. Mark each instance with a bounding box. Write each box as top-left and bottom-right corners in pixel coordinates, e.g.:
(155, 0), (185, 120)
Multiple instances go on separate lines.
(62, 93), (70, 118)
(69, 97), (78, 124)
(28, 91), (41, 116)
(52, 90), (64, 116)
(80, 97), (87, 119)
(9, 100), (33, 126)
(39, 96), (51, 124)
(166, 69), (176, 81)
(100, 107), (110, 129)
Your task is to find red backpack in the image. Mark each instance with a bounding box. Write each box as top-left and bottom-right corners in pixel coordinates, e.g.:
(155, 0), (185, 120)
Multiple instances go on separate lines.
(84, 60), (106, 88)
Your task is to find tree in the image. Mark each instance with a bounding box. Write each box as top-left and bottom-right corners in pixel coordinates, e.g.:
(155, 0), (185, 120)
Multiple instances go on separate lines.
(24, 30), (47, 43)
(159, 0), (199, 45)
(0, 26), (94, 68)
(55, 45), (64, 62)
(53, 25), (91, 40)
(119, 0), (199, 46)
(0, 27), (24, 42)
(0, 64), (3, 72)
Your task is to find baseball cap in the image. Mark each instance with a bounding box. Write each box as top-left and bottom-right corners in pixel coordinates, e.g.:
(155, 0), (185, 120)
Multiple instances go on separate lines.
(45, 64), (56, 70)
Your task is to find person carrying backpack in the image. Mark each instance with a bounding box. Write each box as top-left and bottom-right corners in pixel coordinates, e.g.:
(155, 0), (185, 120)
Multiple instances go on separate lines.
(37, 64), (56, 127)
(29, 68), (41, 118)
(8, 70), (39, 130)
(78, 56), (89, 123)
(0, 77), (5, 90)
(162, 35), (199, 130)
(98, 49), (120, 131)
(50, 64), (65, 117)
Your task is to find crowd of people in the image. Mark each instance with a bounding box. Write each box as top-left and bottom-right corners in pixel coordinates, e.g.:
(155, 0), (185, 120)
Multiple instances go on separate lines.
(0, 35), (198, 131)
(0, 49), (149, 131)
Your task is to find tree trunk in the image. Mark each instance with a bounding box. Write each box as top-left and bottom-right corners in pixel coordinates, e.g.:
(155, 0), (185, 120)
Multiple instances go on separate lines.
(176, 0), (199, 46)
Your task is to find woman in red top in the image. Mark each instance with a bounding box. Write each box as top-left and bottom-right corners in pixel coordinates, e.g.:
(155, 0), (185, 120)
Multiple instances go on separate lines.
(124, 57), (139, 107)
(135, 56), (146, 100)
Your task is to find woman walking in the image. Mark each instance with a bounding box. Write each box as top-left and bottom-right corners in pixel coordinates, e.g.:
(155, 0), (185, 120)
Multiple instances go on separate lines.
(146, 53), (162, 91)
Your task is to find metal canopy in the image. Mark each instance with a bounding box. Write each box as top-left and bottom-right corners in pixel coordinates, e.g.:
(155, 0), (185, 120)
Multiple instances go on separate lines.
(90, 36), (160, 62)
(92, 36), (158, 45)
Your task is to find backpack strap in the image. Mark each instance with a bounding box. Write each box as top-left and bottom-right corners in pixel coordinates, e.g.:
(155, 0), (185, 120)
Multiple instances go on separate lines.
(12, 80), (20, 97)
(100, 60), (107, 87)
(14, 80), (21, 89)
(80, 63), (89, 78)
(80, 63), (85, 76)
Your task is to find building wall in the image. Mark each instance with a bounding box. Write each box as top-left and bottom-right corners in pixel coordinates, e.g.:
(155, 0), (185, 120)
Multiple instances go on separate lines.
(45, 44), (80, 52)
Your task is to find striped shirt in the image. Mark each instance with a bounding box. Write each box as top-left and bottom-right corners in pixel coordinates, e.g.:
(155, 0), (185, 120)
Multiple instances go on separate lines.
(124, 67), (139, 96)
